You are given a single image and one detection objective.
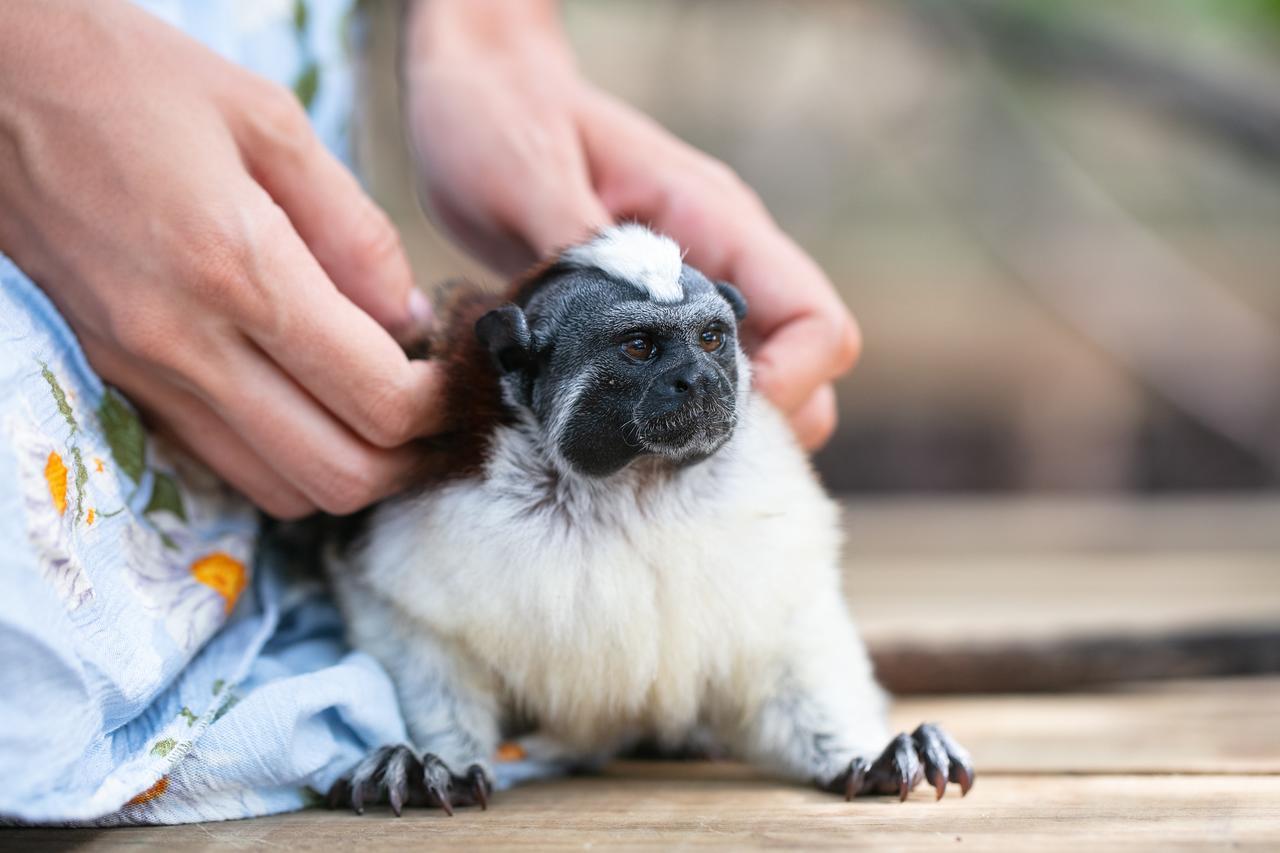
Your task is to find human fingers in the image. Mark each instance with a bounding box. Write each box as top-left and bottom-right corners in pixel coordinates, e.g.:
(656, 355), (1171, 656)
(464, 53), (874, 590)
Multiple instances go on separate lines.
(79, 337), (316, 519)
(199, 336), (431, 515)
(788, 383), (840, 452)
(230, 81), (431, 339)
(233, 188), (449, 450)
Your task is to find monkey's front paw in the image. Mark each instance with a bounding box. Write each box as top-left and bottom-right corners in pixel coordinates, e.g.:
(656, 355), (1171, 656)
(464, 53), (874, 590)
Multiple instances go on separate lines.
(830, 723), (975, 802)
(326, 745), (493, 816)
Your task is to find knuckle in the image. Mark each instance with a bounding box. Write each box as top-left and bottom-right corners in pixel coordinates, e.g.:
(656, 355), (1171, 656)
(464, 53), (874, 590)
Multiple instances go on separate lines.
(700, 157), (765, 210)
(187, 228), (251, 304)
(247, 80), (313, 158)
(109, 303), (174, 365)
(348, 203), (406, 273)
(257, 492), (315, 521)
(360, 379), (421, 447)
(185, 215), (282, 332)
(793, 387), (838, 452)
(829, 313), (863, 375)
(808, 401), (839, 449)
(700, 156), (740, 189)
(309, 457), (382, 516)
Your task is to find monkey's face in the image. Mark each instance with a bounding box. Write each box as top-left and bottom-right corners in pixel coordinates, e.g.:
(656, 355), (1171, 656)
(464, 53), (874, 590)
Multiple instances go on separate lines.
(477, 230), (750, 478)
(544, 272), (746, 476)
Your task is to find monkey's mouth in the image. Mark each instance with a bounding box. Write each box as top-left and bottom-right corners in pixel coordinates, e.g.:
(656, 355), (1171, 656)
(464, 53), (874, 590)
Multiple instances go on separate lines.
(637, 397), (737, 457)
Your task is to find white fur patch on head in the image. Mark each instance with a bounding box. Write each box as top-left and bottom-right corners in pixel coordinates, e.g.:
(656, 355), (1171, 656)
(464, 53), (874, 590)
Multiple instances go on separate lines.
(562, 224), (685, 303)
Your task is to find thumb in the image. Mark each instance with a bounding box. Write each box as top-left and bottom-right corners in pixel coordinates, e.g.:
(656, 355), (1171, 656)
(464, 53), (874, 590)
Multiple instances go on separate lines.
(515, 157), (613, 257)
(238, 106), (429, 340)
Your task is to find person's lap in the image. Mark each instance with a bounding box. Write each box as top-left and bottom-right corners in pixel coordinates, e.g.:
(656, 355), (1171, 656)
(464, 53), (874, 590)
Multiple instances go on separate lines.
(0, 0), (396, 825)
(0, 257), (413, 824)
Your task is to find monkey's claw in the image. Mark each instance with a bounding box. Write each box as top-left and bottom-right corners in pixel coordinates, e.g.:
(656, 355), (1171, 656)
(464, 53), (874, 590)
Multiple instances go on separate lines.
(466, 764), (492, 810)
(912, 722), (974, 798)
(830, 723), (975, 801)
(327, 746), (494, 816)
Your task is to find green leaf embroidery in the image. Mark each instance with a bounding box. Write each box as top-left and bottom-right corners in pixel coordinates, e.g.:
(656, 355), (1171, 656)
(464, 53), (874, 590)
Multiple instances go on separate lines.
(212, 679), (225, 696)
(145, 472), (187, 521)
(292, 0), (308, 33)
(70, 446), (89, 523)
(212, 693), (240, 724)
(98, 389), (146, 483)
(178, 707), (198, 727)
(40, 362), (78, 435)
(150, 737), (176, 758)
(293, 63), (319, 110)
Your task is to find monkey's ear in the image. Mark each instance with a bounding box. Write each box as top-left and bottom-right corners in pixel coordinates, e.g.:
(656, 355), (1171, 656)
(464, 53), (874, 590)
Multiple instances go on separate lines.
(715, 282), (748, 321)
(475, 305), (533, 373)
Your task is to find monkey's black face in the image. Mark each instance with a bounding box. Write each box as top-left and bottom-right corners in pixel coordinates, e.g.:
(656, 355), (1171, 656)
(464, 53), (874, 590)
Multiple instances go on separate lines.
(561, 289), (742, 475)
(477, 258), (749, 478)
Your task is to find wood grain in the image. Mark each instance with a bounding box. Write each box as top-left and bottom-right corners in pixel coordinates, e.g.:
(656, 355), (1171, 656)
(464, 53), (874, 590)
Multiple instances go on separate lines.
(6, 678), (1278, 851)
(892, 677), (1280, 773)
(11, 774), (1277, 851)
(848, 552), (1280, 645)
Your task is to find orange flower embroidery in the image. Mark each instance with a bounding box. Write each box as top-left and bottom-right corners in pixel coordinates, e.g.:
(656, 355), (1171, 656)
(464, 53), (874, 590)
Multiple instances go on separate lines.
(495, 742), (527, 762)
(45, 451), (68, 515)
(191, 553), (247, 614)
(125, 776), (168, 807)
(86, 508), (96, 525)
(94, 457), (105, 473)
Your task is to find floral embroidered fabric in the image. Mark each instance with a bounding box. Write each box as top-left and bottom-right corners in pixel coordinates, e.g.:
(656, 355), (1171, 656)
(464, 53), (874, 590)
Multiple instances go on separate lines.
(0, 0), (400, 824)
(0, 258), (415, 824)
(0, 4), (559, 823)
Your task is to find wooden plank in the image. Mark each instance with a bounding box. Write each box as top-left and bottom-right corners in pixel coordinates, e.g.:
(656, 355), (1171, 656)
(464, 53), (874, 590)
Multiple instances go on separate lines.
(7, 678), (1278, 850)
(841, 497), (1280, 555)
(892, 677), (1280, 773)
(849, 550), (1280, 645)
(15, 774), (1278, 851)
(833, 500), (1280, 657)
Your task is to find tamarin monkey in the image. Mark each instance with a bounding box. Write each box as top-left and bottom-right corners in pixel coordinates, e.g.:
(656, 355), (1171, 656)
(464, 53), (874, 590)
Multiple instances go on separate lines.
(324, 224), (968, 814)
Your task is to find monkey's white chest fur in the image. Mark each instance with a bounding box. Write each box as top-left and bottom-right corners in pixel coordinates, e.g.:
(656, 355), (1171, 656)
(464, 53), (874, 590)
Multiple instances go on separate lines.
(332, 399), (859, 757)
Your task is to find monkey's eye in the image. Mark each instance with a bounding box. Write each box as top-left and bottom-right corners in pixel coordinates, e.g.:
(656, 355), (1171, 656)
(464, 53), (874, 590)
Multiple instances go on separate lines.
(621, 335), (657, 362)
(699, 323), (725, 353)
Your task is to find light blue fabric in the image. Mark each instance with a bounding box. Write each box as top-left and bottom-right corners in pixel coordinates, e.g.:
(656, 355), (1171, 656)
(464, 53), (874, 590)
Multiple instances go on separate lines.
(0, 260), (410, 824)
(133, 0), (357, 161)
(0, 2), (557, 825)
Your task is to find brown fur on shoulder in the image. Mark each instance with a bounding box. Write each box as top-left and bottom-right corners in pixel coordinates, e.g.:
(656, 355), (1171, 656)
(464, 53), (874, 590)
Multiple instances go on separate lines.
(409, 279), (508, 484)
(408, 260), (569, 486)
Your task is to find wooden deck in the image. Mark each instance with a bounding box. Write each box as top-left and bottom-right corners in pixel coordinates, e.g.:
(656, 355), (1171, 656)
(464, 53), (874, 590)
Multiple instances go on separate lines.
(5, 498), (1278, 850)
(10, 677), (1278, 851)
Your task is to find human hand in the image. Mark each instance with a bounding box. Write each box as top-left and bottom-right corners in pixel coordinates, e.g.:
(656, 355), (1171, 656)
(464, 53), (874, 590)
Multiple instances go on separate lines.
(403, 0), (860, 449)
(0, 0), (442, 517)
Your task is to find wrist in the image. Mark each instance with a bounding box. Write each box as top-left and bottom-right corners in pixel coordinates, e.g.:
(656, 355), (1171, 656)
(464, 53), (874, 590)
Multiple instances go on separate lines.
(403, 0), (574, 77)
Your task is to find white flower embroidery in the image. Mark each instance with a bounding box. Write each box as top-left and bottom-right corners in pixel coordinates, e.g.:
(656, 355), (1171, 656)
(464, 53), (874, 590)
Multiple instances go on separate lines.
(122, 445), (255, 654)
(5, 414), (94, 611)
(123, 522), (224, 653)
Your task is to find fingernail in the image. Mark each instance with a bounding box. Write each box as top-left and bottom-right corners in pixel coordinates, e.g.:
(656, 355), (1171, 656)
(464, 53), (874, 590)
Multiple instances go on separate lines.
(408, 289), (434, 329)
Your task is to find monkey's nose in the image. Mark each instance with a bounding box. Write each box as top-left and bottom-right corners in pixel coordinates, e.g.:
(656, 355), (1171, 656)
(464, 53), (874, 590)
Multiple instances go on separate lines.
(663, 367), (709, 397)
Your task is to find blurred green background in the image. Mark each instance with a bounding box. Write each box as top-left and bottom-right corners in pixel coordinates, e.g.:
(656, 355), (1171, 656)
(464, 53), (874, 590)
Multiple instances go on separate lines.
(355, 0), (1280, 496)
